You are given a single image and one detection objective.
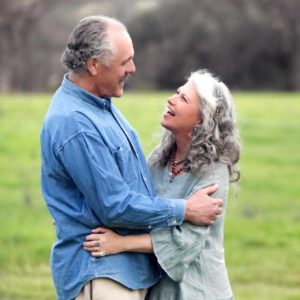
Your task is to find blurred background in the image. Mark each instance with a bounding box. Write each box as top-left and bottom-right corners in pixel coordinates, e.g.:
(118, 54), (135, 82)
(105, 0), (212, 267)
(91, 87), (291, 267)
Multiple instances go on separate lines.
(1, 0), (300, 92)
(0, 0), (300, 299)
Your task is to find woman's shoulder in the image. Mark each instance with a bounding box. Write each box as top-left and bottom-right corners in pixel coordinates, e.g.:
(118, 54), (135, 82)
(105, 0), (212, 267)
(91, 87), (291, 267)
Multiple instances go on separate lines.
(189, 162), (230, 201)
(201, 162), (228, 180)
(187, 162), (229, 195)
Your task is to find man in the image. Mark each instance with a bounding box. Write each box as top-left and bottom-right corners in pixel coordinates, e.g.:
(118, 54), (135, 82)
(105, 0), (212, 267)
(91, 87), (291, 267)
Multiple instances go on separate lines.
(40, 16), (223, 300)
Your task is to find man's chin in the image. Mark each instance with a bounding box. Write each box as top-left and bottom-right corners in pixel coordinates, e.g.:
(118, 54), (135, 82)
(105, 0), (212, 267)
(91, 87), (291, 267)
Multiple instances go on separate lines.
(113, 88), (124, 98)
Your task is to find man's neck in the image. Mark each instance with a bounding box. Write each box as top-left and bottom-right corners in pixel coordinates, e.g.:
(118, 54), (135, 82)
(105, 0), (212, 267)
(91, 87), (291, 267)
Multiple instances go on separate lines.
(68, 72), (98, 96)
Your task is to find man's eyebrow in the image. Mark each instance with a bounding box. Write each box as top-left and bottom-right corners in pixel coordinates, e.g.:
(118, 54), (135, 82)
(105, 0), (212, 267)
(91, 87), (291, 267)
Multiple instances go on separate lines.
(121, 55), (134, 65)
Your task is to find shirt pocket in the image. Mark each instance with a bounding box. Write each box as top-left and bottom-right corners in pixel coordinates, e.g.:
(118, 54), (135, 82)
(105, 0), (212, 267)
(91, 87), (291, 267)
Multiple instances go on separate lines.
(112, 146), (139, 184)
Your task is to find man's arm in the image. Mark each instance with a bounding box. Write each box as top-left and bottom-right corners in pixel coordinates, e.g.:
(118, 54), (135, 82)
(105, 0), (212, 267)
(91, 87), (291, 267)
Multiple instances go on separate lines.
(59, 130), (222, 229)
(184, 184), (223, 224)
(83, 185), (223, 255)
(84, 173), (226, 282)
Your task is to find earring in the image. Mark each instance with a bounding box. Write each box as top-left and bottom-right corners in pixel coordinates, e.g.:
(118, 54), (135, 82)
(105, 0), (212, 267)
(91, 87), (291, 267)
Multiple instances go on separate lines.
(213, 106), (220, 120)
(192, 127), (197, 136)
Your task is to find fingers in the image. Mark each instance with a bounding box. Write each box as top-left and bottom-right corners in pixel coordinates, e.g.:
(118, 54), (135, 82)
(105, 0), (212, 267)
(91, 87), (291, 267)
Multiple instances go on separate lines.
(85, 245), (106, 257)
(83, 230), (109, 257)
(184, 184), (224, 225)
(83, 240), (99, 248)
(86, 228), (108, 242)
(206, 199), (223, 224)
(200, 184), (219, 195)
(216, 206), (222, 215)
(91, 227), (107, 233)
(212, 199), (223, 216)
(212, 198), (224, 208)
(91, 251), (106, 257)
(85, 233), (102, 241)
(210, 217), (217, 224)
(83, 239), (107, 257)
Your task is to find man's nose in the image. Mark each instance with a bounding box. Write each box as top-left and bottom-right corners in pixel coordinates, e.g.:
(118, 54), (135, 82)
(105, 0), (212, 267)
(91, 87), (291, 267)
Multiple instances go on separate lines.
(128, 60), (136, 73)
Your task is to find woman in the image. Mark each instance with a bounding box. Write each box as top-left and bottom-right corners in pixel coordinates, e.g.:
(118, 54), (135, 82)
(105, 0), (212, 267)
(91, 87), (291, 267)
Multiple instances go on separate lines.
(83, 69), (240, 300)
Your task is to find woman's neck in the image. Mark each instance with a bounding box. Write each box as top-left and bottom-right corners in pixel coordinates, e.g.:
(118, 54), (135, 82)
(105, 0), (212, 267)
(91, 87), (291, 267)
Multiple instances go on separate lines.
(174, 133), (192, 161)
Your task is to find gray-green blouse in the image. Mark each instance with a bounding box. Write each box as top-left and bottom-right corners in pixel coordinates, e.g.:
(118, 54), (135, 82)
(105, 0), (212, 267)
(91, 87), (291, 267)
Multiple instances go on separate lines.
(149, 162), (234, 300)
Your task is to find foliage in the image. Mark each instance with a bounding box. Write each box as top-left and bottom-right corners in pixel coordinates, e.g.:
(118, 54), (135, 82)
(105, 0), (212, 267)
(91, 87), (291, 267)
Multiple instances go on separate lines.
(0, 92), (299, 299)
(1, 0), (300, 91)
(128, 0), (300, 90)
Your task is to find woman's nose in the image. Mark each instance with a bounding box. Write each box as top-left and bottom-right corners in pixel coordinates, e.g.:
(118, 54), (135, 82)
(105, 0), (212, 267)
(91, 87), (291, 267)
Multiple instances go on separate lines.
(167, 94), (176, 105)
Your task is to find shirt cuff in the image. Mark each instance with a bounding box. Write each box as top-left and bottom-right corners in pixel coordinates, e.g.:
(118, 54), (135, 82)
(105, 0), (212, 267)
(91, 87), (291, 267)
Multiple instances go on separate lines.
(167, 198), (185, 226)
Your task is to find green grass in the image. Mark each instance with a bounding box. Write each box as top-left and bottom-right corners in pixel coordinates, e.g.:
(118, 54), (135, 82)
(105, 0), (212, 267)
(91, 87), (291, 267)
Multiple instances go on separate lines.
(0, 91), (299, 299)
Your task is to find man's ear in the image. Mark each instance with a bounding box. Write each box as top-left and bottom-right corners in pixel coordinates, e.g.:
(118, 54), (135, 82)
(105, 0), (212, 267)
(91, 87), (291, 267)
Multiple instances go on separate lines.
(86, 57), (100, 76)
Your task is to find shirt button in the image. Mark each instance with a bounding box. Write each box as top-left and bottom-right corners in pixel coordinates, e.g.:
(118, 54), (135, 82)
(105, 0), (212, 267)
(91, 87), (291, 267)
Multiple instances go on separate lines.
(148, 225), (152, 229)
(172, 220), (177, 225)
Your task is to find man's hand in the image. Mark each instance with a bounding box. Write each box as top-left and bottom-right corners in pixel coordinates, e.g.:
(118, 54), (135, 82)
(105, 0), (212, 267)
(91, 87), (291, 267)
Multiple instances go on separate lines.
(184, 184), (223, 225)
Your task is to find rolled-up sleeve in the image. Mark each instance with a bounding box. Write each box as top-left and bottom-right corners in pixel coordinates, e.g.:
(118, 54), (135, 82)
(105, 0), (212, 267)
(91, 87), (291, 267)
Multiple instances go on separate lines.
(57, 131), (185, 229)
(151, 172), (227, 281)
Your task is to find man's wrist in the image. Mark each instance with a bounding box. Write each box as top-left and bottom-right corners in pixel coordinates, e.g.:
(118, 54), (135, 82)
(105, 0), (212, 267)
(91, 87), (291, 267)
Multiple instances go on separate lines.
(183, 199), (190, 221)
(169, 198), (185, 225)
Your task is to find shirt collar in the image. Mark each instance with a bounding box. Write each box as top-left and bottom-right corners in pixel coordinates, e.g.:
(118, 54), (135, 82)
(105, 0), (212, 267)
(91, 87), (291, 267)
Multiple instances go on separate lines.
(61, 74), (112, 110)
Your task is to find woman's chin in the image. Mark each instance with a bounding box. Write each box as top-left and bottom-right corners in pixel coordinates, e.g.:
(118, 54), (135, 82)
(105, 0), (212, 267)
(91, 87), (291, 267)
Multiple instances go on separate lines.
(160, 121), (173, 132)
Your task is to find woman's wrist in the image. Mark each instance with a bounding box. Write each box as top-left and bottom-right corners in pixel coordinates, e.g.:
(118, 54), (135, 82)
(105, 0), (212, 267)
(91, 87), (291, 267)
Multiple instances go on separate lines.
(120, 235), (132, 252)
(122, 234), (153, 253)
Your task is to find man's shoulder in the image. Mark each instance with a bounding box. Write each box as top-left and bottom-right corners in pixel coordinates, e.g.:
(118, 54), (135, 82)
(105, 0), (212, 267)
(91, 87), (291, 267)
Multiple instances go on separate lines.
(42, 96), (99, 144)
(49, 88), (107, 125)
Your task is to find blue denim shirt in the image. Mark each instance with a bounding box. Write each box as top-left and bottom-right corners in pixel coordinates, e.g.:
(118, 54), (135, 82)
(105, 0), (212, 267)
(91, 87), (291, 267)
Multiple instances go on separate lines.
(40, 75), (185, 300)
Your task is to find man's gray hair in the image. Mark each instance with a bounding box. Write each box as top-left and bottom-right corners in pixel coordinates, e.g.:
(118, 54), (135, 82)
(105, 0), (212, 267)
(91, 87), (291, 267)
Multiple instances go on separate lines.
(61, 16), (126, 72)
(149, 69), (241, 182)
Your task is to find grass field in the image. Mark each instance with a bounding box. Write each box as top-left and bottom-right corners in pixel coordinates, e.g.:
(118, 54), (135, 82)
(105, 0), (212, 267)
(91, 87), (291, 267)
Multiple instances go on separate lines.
(0, 91), (299, 299)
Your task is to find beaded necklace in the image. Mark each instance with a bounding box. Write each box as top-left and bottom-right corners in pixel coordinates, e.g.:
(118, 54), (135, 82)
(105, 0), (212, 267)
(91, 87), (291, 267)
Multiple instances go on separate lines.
(169, 153), (186, 183)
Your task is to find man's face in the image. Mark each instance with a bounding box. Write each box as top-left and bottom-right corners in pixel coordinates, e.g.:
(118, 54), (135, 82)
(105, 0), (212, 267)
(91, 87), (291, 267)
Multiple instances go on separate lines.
(95, 28), (136, 98)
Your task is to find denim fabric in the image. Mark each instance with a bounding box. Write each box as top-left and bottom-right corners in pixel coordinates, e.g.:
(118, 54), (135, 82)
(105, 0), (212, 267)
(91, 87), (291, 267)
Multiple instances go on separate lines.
(40, 75), (184, 300)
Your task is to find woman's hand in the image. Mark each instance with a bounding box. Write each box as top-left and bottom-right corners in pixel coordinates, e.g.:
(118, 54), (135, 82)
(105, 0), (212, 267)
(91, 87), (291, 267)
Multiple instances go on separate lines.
(83, 227), (125, 257)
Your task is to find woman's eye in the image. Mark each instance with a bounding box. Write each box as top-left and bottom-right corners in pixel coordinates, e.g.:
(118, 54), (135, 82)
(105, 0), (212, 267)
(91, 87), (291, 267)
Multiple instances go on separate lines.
(181, 96), (188, 102)
(176, 90), (188, 102)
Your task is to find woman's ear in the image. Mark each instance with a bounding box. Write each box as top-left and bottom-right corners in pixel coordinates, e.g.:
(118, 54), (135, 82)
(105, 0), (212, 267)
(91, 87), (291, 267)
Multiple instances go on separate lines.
(86, 57), (100, 76)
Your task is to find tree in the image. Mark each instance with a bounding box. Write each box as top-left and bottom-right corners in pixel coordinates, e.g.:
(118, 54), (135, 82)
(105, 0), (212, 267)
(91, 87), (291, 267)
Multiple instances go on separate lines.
(0, 0), (69, 91)
(127, 0), (300, 90)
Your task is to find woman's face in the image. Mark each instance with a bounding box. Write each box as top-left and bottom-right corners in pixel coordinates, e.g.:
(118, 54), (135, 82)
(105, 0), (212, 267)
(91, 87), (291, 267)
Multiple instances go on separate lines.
(161, 80), (201, 135)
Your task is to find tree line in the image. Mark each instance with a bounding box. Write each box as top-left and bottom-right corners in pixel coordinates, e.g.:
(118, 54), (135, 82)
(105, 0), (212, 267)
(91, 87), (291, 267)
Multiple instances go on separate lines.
(1, 0), (299, 92)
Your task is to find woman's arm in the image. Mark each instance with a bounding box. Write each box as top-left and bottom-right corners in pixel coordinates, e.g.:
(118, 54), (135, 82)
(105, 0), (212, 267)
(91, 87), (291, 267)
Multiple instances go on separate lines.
(152, 168), (229, 282)
(83, 227), (153, 256)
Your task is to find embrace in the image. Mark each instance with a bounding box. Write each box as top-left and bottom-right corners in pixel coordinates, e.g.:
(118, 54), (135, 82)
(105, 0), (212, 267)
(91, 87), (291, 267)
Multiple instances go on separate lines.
(41, 16), (240, 300)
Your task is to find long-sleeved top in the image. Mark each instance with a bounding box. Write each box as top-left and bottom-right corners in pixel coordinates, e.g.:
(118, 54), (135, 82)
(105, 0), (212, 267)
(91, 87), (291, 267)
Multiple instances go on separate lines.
(149, 162), (234, 300)
(40, 75), (185, 300)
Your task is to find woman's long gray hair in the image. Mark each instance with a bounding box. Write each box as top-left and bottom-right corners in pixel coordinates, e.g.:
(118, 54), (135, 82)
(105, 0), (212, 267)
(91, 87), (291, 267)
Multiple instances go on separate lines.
(149, 69), (240, 182)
